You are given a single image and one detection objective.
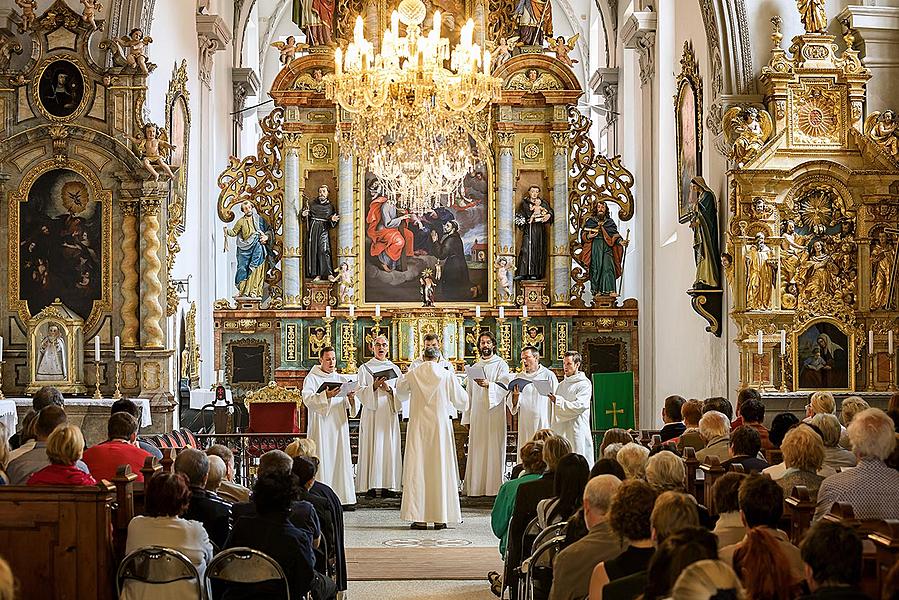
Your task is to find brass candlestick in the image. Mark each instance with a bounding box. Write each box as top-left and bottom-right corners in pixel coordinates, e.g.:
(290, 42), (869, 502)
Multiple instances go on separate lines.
(520, 314), (531, 345)
(0, 360), (5, 400)
(113, 360), (122, 399)
(889, 351), (897, 392)
(496, 315), (508, 360)
(344, 315), (358, 374)
(93, 361), (102, 399)
(867, 352), (875, 392)
(323, 314), (335, 346)
(372, 314), (383, 338)
(779, 353), (787, 393)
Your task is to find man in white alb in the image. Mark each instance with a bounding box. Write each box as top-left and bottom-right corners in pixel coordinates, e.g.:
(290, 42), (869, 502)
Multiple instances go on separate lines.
(406, 332), (456, 419)
(507, 345), (558, 452)
(301, 346), (358, 506)
(462, 331), (510, 497)
(550, 351), (595, 463)
(396, 347), (468, 529)
(356, 334), (403, 494)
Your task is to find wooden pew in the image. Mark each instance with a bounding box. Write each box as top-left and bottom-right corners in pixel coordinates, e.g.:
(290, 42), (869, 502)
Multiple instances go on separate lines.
(698, 456), (725, 510)
(160, 447), (177, 473)
(683, 447), (700, 500)
(783, 485), (814, 545)
(823, 503), (884, 598)
(868, 520), (899, 597)
(0, 482), (120, 600)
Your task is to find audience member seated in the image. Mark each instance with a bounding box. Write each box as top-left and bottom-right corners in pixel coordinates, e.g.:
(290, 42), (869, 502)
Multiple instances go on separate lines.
(733, 525), (802, 599)
(206, 455), (226, 493)
(659, 396), (686, 442)
(711, 472), (748, 547)
(121, 472), (213, 600)
(719, 474), (805, 586)
(587, 479), (658, 600)
(616, 442), (649, 480)
(634, 527), (718, 600)
(602, 491), (700, 600)
(537, 453), (589, 528)
(175, 448), (232, 548)
(590, 458), (626, 480)
(0, 556), (12, 600)
(9, 386), (64, 450)
(644, 450), (712, 528)
(696, 411), (731, 463)
(805, 392), (846, 440)
(797, 520), (868, 600)
(292, 458), (338, 569)
(769, 413), (800, 449)
(722, 426), (769, 473)
(549, 475), (625, 600)
(206, 444), (250, 504)
(111, 398), (162, 459)
(702, 397), (734, 421)
(676, 399), (706, 453)
(6, 405), (90, 484)
(0, 423), (10, 484)
(26, 424), (96, 487)
(839, 397), (870, 430)
(223, 470), (337, 600)
(492, 441), (546, 562)
(599, 429), (633, 457)
(7, 410), (37, 459)
(509, 429), (556, 479)
(82, 412), (152, 482)
(814, 408), (899, 521)
(810, 413), (857, 473)
(603, 443), (624, 460)
(560, 458), (627, 549)
(731, 388), (761, 430)
(671, 560), (746, 600)
(739, 398), (773, 452)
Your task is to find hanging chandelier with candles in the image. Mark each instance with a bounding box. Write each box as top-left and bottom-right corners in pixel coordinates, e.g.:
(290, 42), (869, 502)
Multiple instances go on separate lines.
(325, 0), (502, 214)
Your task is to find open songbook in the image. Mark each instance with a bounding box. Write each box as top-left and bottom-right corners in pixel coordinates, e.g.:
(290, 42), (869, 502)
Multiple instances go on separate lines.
(499, 378), (555, 395)
(371, 368), (399, 381)
(464, 364), (487, 380)
(316, 380), (358, 398)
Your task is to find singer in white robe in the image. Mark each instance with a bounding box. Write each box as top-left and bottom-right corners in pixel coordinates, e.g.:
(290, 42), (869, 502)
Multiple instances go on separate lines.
(406, 332), (456, 420)
(462, 331), (510, 497)
(396, 349), (469, 525)
(507, 346), (558, 452)
(355, 335), (403, 492)
(301, 348), (358, 505)
(550, 351), (595, 463)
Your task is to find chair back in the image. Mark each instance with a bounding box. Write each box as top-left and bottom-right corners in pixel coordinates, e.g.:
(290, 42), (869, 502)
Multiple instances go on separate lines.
(531, 521), (567, 555)
(518, 534), (567, 600)
(116, 546), (202, 598)
(204, 547), (289, 599)
(245, 382), (302, 433)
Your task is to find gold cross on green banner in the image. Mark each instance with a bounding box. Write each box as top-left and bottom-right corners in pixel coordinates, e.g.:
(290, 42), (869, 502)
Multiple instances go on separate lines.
(605, 402), (625, 427)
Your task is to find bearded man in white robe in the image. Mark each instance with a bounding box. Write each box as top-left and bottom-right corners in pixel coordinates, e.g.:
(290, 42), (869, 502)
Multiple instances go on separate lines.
(407, 332), (456, 420)
(550, 351), (595, 463)
(301, 346), (358, 505)
(462, 330), (510, 497)
(355, 334), (403, 494)
(507, 345), (558, 452)
(396, 347), (468, 529)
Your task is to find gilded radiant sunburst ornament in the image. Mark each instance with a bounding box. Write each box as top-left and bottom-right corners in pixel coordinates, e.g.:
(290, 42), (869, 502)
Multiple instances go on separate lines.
(797, 185), (838, 234)
(797, 91), (836, 137)
(789, 83), (845, 147)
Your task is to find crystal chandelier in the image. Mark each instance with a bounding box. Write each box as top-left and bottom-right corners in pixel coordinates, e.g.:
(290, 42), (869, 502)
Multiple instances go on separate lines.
(325, 0), (501, 214)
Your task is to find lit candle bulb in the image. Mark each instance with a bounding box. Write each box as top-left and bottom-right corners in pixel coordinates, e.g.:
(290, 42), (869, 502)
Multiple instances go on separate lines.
(475, 306), (481, 319)
(0, 336), (3, 362)
(94, 336), (101, 362)
(890, 330), (895, 356)
(325, 306), (331, 319)
(869, 330), (874, 355)
(757, 330), (763, 355)
(433, 10), (441, 37)
(780, 330), (786, 356)
(392, 10), (399, 37)
(375, 304), (381, 318)
(114, 336), (121, 362)
(349, 305), (355, 318)
(522, 305), (528, 319)
(498, 306), (505, 320)
(484, 49), (491, 74)
(335, 47), (343, 75)
(354, 16), (364, 45)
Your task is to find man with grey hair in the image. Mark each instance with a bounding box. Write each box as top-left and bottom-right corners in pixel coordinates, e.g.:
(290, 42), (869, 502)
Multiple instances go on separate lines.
(355, 334), (403, 495)
(549, 475), (626, 600)
(814, 408), (899, 520)
(696, 410), (731, 463)
(176, 448), (232, 548)
(205, 443), (250, 503)
(397, 346), (468, 529)
(549, 351), (594, 462)
(507, 345), (558, 452)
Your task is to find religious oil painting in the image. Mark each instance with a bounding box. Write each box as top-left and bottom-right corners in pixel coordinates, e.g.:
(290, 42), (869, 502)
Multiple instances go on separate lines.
(38, 59), (85, 118)
(34, 320), (68, 382)
(361, 160), (491, 305)
(19, 169), (103, 322)
(675, 42), (702, 224)
(307, 325), (330, 359)
(228, 341), (269, 385)
(794, 320), (853, 391)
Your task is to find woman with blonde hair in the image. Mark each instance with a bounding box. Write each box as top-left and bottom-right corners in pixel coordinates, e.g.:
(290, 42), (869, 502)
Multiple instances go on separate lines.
(671, 560), (746, 600)
(0, 555), (15, 600)
(776, 424), (825, 499)
(616, 442), (650, 480)
(285, 437), (318, 458)
(599, 428), (633, 455)
(26, 424), (96, 486)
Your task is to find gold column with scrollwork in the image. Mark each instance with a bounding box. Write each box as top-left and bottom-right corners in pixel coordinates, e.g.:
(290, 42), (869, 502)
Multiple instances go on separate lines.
(140, 194), (166, 348)
(121, 200), (140, 347)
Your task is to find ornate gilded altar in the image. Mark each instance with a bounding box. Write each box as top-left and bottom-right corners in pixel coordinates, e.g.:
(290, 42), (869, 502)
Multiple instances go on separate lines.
(214, 1), (642, 423)
(0, 1), (182, 425)
(725, 16), (899, 394)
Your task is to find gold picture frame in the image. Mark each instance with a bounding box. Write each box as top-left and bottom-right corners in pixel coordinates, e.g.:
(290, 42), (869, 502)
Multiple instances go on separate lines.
(674, 40), (703, 224)
(26, 300), (87, 394)
(793, 317), (855, 392)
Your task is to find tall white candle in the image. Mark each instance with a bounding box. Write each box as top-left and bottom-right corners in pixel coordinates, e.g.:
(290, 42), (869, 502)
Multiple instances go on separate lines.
(498, 306), (505, 320)
(0, 336), (3, 362)
(114, 336), (121, 362)
(94, 336), (101, 362)
(375, 304), (381, 318)
(349, 304), (355, 318)
(475, 306), (481, 319)
(757, 330), (763, 355)
(869, 330), (875, 355)
(522, 305), (528, 319)
(325, 306), (331, 319)
(780, 330), (786, 356)
(890, 330), (894, 356)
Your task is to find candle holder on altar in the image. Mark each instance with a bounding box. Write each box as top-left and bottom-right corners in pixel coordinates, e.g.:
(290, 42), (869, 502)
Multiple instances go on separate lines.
(323, 315), (335, 346)
(779, 354), (787, 393)
(344, 314), (358, 374)
(371, 314), (383, 338)
(867, 351), (875, 392)
(0, 360), (5, 400)
(93, 361), (102, 399)
(889, 350), (898, 392)
(113, 360), (122, 399)
(496, 315), (508, 359)
(520, 314), (531, 342)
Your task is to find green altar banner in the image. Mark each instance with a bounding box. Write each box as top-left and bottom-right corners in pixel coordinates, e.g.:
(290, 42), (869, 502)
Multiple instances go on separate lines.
(592, 372), (635, 430)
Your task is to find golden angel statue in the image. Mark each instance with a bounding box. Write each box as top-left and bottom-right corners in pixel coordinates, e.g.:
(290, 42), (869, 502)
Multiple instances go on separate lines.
(271, 36), (307, 66)
(796, 0), (827, 34)
(116, 28), (154, 74)
(486, 36), (519, 73)
(15, 0), (37, 32)
(81, 0), (102, 31)
(126, 123), (176, 181)
(864, 110), (899, 158)
(723, 106), (773, 167)
(545, 34), (579, 68)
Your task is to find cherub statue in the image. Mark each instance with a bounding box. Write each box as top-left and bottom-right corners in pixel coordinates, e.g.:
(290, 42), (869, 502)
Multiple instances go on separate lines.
(496, 256), (514, 299)
(118, 28), (153, 74)
(545, 34), (579, 68)
(864, 110), (899, 158)
(81, 0), (102, 31)
(419, 269), (437, 307)
(722, 106), (773, 167)
(329, 261), (356, 304)
(271, 36), (307, 66)
(126, 123), (176, 181)
(15, 0), (37, 33)
(487, 36), (519, 73)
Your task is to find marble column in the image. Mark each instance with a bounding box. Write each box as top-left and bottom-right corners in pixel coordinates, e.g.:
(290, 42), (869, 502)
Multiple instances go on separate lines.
(140, 195), (165, 349)
(120, 200), (140, 347)
(550, 132), (571, 306)
(497, 131), (516, 305)
(283, 136), (302, 307)
(337, 154), (356, 306)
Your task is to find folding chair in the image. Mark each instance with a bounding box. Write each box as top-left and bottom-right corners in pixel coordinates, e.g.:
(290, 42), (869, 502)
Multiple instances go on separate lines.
(116, 546), (202, 599)
(204, 547), (290, 600)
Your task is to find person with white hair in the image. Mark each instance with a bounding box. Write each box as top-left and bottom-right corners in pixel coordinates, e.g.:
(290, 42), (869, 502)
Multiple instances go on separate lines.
(549, 475), (626, 600)
(670, 560), (746, 600)
(695, 411), (731, 463)
(645, 450), (687, 492)
(814, 408), (899, 521)
(616, 442), (650, 480)
(810, 413), (856, 473)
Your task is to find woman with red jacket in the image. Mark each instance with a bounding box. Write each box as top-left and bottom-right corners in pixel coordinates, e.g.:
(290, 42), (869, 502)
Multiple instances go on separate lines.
(27, 423), (96, 486)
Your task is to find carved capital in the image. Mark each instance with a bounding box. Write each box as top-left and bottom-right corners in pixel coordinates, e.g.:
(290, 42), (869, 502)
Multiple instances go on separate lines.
(551, 132), (569, 154)
(622, 11), (657, 88)
(121, 200), (139, 217)
(196, 14), (232, 88)
(283, 132), (303, 153)
(232, 67), (260, 120)
(141, 197), (162, 215)
(497, 131), (515, 156)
